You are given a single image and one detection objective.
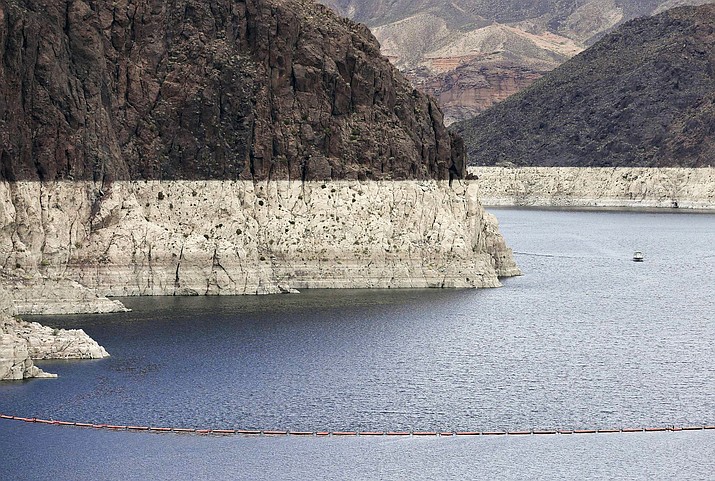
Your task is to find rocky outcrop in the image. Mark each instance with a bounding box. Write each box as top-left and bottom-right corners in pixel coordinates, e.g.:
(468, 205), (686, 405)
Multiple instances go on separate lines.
(454, 5), (715, 168)
(0, 0), (518, 310)
(0, 316), (109, 381)
(0, 288), (53, 380)
(0, 329), (56, 380)
(0, 0), (464, 183)
(0, 286), (109, 381)
(5, 318), (109, 361)
(470, 167), (715, 209)
(322, 0), (710, 124)
(3, 274), (128, 315)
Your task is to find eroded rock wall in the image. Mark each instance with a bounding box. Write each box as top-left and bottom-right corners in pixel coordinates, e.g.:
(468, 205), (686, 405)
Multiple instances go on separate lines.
(470, 167), (715, 209)
(1, 179), (518, 300)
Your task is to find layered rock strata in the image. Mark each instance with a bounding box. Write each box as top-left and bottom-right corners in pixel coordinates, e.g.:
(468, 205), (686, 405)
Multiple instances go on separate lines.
(322, 0), (711, 124)
(470, 167), (715, 209)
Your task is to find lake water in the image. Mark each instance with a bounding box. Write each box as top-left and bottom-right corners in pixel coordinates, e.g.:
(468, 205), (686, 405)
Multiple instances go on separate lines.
(2, 208), (714, 479)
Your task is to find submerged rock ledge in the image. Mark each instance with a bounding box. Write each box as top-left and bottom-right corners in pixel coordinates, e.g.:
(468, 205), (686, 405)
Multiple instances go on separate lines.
(470, 167), (715, 209)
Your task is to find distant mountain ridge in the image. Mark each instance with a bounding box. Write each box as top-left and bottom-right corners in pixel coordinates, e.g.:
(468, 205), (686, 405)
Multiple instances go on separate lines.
(451, 4), (715, 168)
(321, 0), (713, 124)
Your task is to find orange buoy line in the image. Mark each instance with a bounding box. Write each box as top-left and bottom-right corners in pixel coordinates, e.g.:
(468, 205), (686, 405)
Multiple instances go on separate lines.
(1, 414), (714, 437)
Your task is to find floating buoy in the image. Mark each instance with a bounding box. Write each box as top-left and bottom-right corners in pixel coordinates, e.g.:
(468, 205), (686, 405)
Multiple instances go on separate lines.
(2, 413), (714, 438)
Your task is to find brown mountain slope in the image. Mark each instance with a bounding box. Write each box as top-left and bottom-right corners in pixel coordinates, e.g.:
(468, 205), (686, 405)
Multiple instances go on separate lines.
(322, 0), (713, 124)
(0, 0), (464, 183)
(451, 5), (715, 167)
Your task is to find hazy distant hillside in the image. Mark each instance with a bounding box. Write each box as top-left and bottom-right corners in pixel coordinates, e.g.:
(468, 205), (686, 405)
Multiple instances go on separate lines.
(451, 4), (715, 168)
(321, 0), (713, 124)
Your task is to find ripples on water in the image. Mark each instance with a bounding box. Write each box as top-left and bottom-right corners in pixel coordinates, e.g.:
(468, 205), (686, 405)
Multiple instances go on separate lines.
(1, 208), (714, 479)
(3, 209), (714, 433)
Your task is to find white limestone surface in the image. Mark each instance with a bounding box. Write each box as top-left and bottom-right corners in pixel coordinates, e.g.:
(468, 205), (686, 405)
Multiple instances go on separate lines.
(469, 167), (715, 209)
(5, 277), (129, 316)
(4, 318), (109, 361)
(0, 287), (109, 381)
(0, 327), (56, 380)
(1, 179), (519, 301)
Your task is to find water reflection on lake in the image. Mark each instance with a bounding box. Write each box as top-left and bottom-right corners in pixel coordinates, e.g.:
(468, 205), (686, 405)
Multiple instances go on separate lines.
(2, 208), (714, 479)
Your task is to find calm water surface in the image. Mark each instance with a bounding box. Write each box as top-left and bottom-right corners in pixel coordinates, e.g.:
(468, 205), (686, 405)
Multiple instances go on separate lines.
(2, 208), (714, 479)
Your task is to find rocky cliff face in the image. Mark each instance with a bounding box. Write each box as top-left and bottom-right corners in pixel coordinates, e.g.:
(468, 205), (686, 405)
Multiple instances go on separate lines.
(453, 5), (715, 167)
(0, 0), (518, 316)
(322, 0), (711, 124)
(2, 179), (519, 299)
(1, 0), (465, 183)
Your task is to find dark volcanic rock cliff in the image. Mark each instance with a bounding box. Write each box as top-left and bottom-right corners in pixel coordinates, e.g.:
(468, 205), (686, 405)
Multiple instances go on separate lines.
(0, 0), (464, 182)
(452, 5), (715, 167)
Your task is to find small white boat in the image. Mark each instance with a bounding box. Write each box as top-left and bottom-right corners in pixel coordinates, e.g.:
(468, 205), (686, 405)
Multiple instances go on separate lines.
(633, 251), (644, 262)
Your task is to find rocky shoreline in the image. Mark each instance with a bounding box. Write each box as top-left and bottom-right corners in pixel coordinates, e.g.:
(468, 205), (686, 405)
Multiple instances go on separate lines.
(0, 0), (522, 380)
(470, 167), (715, 209)
(0, 287), (110, 381)
(0, 178), (519, 380)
